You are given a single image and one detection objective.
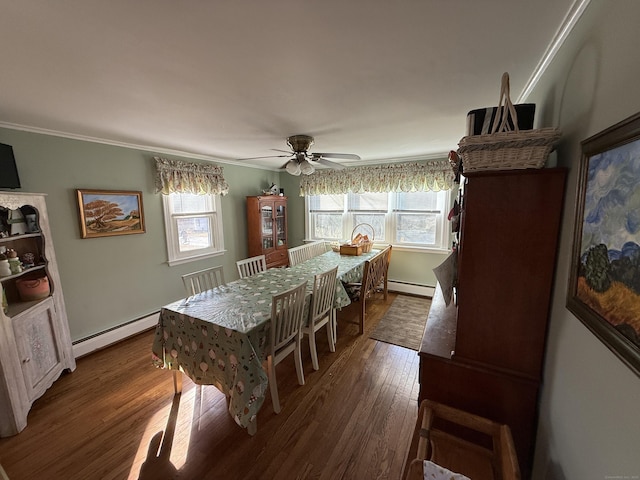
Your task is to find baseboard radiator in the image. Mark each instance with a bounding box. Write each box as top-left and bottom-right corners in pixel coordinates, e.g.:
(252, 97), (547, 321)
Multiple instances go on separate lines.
(387, 281), (435, 298)
(72, 311), (160, 359)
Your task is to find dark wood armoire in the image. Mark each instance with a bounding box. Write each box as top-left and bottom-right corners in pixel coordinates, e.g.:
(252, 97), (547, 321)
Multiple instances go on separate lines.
(419, 168), (567, 477)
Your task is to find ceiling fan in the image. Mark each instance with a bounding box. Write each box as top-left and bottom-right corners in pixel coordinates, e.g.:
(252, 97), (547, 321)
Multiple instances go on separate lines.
(239, 135), (361, 176)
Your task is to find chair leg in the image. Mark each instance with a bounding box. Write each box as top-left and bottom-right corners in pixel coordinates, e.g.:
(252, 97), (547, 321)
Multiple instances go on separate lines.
(309, 328), (319, 371)
(327, 317), (335, 353)
(294, 338), (305, 385)
(359, 300), (366, 335)
(331, 309), (337, 345)
(267, 355), (281, 414)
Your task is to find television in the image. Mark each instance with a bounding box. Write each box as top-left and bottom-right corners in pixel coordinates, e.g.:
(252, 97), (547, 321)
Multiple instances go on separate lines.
(0, 143), (21, 189)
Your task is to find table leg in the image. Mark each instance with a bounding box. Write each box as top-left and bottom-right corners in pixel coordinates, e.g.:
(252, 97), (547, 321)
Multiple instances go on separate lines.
(173, 370), (183, 394)
(247, 418), (257, 436)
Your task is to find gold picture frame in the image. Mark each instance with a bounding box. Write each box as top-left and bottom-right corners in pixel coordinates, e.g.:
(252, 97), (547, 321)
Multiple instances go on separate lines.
(76, 189), (145, 239)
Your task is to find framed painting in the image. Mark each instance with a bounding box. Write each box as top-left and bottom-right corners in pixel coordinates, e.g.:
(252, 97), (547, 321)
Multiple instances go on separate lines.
(567, 111), (640, 377)
(76, 189), (146, 239)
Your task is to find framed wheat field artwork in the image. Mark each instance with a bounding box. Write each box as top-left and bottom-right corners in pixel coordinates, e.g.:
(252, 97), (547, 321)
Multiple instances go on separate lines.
(567, 111), (640, 377)
(76, 189), (146, 239)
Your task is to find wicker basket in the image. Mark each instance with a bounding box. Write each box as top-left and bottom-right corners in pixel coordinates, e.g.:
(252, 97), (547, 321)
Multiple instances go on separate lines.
(350, 223), (374, 253)
(458, 73), (561, 172)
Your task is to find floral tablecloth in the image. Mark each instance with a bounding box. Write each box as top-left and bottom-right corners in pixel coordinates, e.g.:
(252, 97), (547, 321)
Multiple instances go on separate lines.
(151, 250), (379, 429)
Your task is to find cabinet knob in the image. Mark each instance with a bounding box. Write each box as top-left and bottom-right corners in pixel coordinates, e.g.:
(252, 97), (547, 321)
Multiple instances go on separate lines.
(23, 357), (30, 363)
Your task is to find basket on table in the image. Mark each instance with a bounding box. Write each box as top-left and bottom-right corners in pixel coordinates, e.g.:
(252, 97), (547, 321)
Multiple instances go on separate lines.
(350, 223), (374, 253)
(457, 72), (561, 173)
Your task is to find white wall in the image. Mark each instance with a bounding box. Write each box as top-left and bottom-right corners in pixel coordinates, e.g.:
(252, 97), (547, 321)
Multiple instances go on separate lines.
(529, 1), (640, 478)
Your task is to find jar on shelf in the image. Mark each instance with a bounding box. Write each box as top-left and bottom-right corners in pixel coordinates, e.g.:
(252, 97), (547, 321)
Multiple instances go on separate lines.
(0, 256), (11, 277)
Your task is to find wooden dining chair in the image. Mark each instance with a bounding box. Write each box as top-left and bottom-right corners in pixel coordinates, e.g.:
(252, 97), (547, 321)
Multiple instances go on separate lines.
(181, 265), (225, 296)
(302, 266), (338, 370)
(236, 254), (267, 279)
(344, 245), (392, 334)
(266, 281), (308, 413)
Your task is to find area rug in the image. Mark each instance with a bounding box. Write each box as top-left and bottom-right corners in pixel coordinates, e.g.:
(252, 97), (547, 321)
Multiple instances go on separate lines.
(370, 294), (432, 350)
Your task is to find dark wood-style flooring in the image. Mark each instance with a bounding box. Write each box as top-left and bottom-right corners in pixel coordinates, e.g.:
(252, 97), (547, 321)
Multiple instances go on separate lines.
(0, 292), (422, 480)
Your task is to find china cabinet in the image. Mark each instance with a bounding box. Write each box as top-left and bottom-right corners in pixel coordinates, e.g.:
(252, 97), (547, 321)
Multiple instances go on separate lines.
(0, 192), (75, 437)
(418, 168), (566, 477)
(246, 195), (288, 268)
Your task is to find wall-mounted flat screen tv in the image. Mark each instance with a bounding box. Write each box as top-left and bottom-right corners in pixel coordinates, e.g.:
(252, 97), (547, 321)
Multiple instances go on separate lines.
(0, 143), (21, 189)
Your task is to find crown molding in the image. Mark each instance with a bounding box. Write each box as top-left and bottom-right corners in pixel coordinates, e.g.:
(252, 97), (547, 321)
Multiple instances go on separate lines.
(518, 0), (591, 102)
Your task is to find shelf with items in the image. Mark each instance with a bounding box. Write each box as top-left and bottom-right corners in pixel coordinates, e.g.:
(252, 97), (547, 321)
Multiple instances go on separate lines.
(0, 192), (75, 437)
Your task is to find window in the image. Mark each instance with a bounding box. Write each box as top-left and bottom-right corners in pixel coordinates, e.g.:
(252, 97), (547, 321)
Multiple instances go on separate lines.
(162, 192), (224, 265)
(306, 190), (451, 251)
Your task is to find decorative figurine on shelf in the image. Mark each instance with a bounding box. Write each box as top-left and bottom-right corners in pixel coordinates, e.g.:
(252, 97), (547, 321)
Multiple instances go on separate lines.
(6, 249), (22, 274)
(8, 208), (27, 236)
(0, 254), (11, 277)
(22, 252), (35, 268)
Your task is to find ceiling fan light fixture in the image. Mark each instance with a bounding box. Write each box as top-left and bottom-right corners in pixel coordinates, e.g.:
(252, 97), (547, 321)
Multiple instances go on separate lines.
(300, 159), (315, 175)
(285, 159), (301, 175)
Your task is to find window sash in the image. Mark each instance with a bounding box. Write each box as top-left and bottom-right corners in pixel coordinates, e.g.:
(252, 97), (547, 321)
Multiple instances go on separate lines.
(305, 191), (450, 250)
(163, 193), (224, 265)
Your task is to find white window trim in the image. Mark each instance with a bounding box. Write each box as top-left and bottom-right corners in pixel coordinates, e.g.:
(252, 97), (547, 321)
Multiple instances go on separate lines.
(162, 193), (226, 266)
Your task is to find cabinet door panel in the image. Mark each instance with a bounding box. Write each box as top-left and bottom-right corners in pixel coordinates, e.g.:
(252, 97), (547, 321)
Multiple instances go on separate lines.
(13, 298), (63, 401)
(455, 169), (566, 378)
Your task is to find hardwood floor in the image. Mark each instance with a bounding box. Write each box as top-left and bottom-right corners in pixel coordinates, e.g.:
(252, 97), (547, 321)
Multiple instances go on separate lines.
(0, 292), (421, 480)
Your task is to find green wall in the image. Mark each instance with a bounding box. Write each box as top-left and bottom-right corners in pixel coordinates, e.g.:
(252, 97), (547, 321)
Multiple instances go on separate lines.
(0, 128), (279, 341)
(0, 127), (446, 342)
(527, 1), (640, 478)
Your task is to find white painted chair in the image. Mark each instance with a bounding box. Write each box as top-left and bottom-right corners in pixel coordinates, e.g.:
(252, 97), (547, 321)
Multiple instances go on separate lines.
(307, 240), (329, 258)
(302, 266), (338, 370)
(236, 254), (267, 279)
(266, 281), (308, 413)
(288, 243), (312, 266)
(181, 266), (225, 296)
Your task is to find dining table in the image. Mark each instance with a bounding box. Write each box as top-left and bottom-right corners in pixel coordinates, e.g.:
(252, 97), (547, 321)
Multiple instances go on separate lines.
(151, 249), (380, 434)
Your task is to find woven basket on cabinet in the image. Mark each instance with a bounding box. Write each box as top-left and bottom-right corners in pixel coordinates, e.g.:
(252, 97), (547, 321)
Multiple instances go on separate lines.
(457, 72), (561, 172)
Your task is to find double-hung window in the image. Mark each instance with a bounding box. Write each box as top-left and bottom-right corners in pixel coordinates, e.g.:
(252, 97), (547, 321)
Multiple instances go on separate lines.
(163, 192), (224, 265)
(306, 190), (451, 251)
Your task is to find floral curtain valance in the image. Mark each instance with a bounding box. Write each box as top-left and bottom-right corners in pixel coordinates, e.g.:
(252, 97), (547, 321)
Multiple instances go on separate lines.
(298, 160), (453, 196)
(154, 156), (229, 196)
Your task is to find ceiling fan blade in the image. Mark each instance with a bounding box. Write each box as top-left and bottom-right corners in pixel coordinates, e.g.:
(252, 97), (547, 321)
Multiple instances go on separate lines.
(315, 157), (346, 170)
(313, 152), (361, 160)
(273, 148), (294, 154)
(236, 154), (291, 161)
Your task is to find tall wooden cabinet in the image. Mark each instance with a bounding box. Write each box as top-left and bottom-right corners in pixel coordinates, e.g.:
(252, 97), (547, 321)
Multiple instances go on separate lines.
(246, 195), (289, 269)
(419, 168), (566, 477)
(0, 192), (76, 437)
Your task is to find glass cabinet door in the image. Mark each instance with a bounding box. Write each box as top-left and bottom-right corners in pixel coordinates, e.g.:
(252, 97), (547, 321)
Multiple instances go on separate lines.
(260, 205), (274, 249)
(275, 203), (286, 247)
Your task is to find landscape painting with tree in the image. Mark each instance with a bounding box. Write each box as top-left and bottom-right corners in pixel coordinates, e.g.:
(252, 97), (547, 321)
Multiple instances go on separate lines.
(77, 189), (145, 238)
(567, 111), (640, 377)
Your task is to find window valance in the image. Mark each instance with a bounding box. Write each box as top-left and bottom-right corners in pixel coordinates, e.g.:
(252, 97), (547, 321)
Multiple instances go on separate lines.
(298, 161), (453, 196)
(154, 157), (229, 196)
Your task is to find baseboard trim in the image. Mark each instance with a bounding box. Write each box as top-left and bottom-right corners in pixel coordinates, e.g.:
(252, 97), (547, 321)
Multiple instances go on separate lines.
(388, 281), (435, 298)
(72, 311), (160, 359)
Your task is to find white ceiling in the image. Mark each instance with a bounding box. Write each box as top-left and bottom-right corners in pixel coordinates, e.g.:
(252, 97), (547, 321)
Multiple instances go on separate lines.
(0, 1), (582, 171)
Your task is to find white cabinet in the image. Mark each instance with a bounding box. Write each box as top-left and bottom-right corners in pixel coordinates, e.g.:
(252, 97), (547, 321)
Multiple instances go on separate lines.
(0, 192), (75, 437)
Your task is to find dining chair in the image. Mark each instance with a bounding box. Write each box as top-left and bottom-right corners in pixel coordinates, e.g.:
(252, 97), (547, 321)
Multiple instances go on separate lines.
(302, 266), (338, 370)
(287, 243), (312, 267)
(307, 240), (328, 258)
(344, 245), (392, 334)
(181, 265), (225, 296)
(266, 280), (308, 413)
(236, 254), (267, 279)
